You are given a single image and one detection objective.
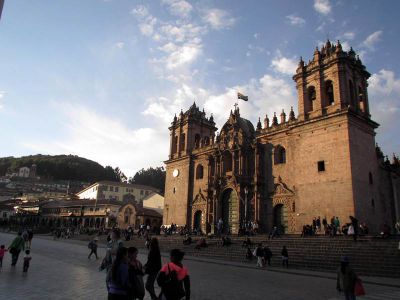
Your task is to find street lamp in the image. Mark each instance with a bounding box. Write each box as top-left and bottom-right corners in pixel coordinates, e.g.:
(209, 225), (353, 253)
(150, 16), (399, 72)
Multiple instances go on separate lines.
(244, 186), (248, 223)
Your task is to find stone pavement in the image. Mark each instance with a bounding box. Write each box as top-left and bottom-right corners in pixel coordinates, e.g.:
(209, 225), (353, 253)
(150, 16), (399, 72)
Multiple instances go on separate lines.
(0, 232), (399, 300)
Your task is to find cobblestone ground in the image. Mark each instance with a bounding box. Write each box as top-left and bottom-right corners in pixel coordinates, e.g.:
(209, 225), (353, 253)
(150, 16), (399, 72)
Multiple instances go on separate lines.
(1, 232), (399, 300)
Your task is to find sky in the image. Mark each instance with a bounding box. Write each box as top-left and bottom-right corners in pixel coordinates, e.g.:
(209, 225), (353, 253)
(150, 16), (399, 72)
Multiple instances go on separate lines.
(0, 0), (400, 177)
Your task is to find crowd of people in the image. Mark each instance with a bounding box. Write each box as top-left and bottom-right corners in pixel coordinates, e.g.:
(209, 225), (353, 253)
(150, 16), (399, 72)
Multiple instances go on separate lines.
(102, 228), (190, 300)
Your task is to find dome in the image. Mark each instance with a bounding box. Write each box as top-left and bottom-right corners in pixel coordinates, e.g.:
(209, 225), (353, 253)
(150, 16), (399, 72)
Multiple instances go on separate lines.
(221, 108), (255, 139)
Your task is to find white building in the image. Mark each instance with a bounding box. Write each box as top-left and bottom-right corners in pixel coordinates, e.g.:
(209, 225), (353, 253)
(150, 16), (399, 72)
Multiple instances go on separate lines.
(18, 167), (30, 178)
(76, 181), (160, 203)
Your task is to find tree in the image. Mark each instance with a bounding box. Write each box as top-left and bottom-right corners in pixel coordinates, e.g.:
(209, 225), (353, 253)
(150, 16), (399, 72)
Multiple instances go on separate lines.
(130, 166), (166, 194)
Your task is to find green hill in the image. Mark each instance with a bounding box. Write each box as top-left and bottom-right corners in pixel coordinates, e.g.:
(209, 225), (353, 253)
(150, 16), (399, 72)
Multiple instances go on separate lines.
(0, 154), (122, 182)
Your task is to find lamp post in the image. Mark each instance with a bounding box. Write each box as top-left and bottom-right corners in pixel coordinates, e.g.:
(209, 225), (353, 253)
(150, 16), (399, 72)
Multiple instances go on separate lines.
(244, 186), (248, 223)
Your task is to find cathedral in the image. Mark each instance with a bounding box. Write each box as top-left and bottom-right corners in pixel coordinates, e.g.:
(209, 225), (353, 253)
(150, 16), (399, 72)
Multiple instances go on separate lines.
(163, 41), (400, 234)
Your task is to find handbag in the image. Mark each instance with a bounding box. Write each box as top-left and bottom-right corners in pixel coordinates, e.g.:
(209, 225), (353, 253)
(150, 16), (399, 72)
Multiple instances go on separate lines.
(354, 278), (366, 296)
(9, 247), (16, 255)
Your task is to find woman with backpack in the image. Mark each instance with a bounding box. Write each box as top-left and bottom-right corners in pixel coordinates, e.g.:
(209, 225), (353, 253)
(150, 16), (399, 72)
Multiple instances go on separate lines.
(106, 247), (130, 300)
(157, 249), (190, 300)
(145, 238), (162, 300)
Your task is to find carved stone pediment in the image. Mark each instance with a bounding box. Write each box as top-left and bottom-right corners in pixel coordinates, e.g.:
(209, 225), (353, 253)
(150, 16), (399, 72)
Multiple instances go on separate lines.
(271, 179), (296, 212)
(193, 189), (207, 205)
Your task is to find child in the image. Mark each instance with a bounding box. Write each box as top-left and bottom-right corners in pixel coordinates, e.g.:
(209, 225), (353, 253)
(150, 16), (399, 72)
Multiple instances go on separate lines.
(0, 245), (7, 267)
(23, 249), (32, 273)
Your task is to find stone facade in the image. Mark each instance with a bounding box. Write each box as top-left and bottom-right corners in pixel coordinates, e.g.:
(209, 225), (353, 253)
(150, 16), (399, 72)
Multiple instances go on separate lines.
(163, 42), (400, 234)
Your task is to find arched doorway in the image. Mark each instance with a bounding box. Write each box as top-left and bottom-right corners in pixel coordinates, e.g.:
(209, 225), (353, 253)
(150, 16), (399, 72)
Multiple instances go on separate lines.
(273, 204), (287, 234)
(221, 188), (239, 234)
(193, 210), (202, 231)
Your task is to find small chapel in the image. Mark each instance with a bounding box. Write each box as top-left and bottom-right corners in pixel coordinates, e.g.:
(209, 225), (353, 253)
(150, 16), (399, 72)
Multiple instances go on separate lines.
(163, 41), (400, 234)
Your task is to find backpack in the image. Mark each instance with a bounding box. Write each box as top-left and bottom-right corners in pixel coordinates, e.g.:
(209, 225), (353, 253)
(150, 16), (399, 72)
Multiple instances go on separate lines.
(160, 264), (185, 299)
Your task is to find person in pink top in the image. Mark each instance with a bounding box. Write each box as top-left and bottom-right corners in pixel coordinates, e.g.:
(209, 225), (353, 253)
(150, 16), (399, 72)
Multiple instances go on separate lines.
(0, 245), (7, 267)
(157, 249), (190, 300)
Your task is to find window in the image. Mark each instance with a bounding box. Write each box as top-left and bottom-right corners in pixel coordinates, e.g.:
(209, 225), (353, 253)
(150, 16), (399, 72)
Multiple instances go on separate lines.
(204, 136), (210, 146)
(194, 134), (201, 149)
(115, 187), (119, 192)
(371, 198), (375, 208)
(145, 191), (149, 195)
(140, 190), (144, 195)
(172, 136), (178, 154)
(318, 161), (325, 172)
(369, 172), (373, 184)
(180, 133), (186, 151)
(90, 208), (94, 212)
(103, 186), (108, 191)
(325, 80), (334, 105)
(274, 145), (286, 164)
(95, 208), (99, 211)
(308, 86), (316, 111)
(124, 215), (129, 223)
(126, 188), (129, 192)
(173, 187), (176, 194)
(224, 151), (233, 173)
(110, 186), (114, 192)
(196, 164), (204, 179)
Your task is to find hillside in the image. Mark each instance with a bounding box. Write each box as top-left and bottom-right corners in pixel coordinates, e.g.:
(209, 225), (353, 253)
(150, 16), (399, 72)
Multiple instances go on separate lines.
(0, 154), (121, 183)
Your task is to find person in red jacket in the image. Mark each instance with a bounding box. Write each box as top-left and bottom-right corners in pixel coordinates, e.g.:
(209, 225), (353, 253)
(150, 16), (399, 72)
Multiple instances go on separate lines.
(157, 249), (190, 300)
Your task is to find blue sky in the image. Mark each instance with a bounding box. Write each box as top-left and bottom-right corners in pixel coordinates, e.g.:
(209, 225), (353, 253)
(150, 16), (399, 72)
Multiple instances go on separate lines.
(0, 0), (399, 176)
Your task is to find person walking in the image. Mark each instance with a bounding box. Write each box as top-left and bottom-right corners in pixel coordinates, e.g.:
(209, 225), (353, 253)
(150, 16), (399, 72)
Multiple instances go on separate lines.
(8, 231), (25, 266)
(157, 249), (190, 300)
(263, 245), (273, 266)
(336, 256), (358, 300)
(253, 243), (264, 268)
(88, 237), (99, 259)
(22, 249), (32, 273)
(128, 247), (145, 300)
(106, 247), (130, 300)
(145, 238), (162, 300)
(281, 245), (289, 268)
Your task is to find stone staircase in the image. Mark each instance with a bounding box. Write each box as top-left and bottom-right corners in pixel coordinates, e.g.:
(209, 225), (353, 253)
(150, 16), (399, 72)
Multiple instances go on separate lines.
(124, 235), (400, 278)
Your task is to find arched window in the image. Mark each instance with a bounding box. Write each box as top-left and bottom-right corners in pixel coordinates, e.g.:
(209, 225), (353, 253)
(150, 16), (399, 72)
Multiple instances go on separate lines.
(308, 86), (316, 111)
(224, 151), (233, 173)
(203, 136), (210, 146)
(369, 172), (373, 185)
(194, 134), (201, 149)
(326, 80), (334, 105)
(358, 86), (365, 112)
(196, 164), (204, 179)
(274, 145), (286, 164)
(172, 136), (178, 154)
(179, 133), (186, 151)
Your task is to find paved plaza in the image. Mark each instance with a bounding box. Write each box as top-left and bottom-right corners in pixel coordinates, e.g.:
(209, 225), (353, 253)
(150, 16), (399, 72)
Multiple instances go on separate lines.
(0, 232), (399, 300)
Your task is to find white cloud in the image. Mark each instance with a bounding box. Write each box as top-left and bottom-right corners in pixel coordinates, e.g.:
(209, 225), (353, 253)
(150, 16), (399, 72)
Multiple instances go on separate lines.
(202, 9), (236, 30)
(159, 23), (206, 43)
(314, 0), (332, 15)
(0, 91), (4, 110)
(362, 30), (382, 50)
(165, 43), (202, 69)
(342, 31), (355, 40)
(138, 16), (157, 37)
(158, 42), (178, 53)
(131, 5), (149, 18)
(22, 103), (169, 176)
(368, 69), (400, 154)
(115, 42), (124, 49)
(286, 15), (306, 26)
(161, 0), (193, 18)
(271, 54), (298, 75)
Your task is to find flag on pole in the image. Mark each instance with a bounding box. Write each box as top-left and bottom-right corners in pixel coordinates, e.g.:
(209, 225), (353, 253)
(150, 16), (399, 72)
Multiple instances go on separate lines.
(237, 92), (248, 101)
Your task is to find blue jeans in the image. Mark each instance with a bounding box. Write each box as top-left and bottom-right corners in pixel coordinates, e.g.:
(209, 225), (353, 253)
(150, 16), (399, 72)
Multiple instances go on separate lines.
(344, 292), (356, 300)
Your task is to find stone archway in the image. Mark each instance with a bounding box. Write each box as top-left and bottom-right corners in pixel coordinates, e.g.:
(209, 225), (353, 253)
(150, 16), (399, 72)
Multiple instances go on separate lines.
(273, 204), (287, 233)
(221, 188), (239, 234)
(193, 210), (202, 231)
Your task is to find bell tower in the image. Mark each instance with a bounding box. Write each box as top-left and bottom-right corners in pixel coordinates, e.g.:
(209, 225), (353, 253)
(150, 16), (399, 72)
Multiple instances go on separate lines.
(168, 102), (217, 160)
(164, 102), (217, 227)
(293, 40), (371, 121)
